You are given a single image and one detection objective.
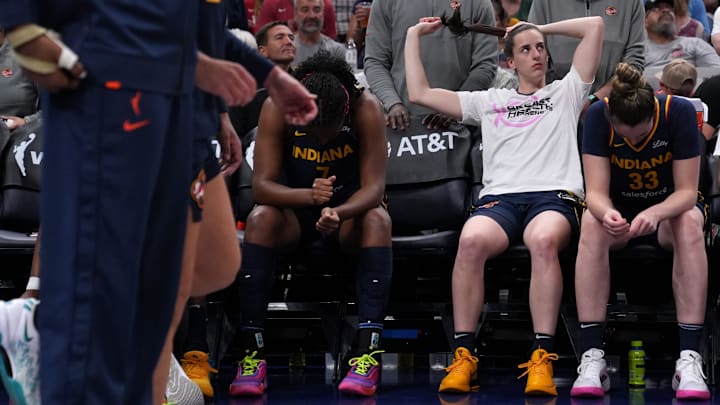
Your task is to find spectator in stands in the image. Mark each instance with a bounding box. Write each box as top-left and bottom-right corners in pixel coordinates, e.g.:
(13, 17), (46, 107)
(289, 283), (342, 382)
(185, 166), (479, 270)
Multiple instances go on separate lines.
(689, 0), (712, 32)
(645, 0), (720, 68)
(711, 6), (720, 52)
(334, 0), (354, 42)
(658, 59), (699, 96)
(292, 0), (345, 66)
(675, 0), (706, 38)
(656, 60), (715, 142)
(257, 0), (338, 39)
(648, 0), (714, 32)
(528, 0), (646, 117)
(228, 52), (392, 398)
(347, 0), (372, 70)
(231, 21), (297, 136)
(364, 0), (497, 131)
(502, 0), (533, 21)
(226, 0), (251, 30)
(405, 16), (604, 396)
(571, 62), (709, 401)
(696, 75), (720, 140)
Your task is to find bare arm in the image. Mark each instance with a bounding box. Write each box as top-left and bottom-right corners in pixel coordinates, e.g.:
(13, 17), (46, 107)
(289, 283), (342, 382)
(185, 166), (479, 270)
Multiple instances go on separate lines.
(333, 92), (388, 221)
(404, 17), (462, 120)
(537, 16), (604, 84)
(583, 154), (615, 221)
(252, 99), (315, 207)
(583, 153), (631, 236)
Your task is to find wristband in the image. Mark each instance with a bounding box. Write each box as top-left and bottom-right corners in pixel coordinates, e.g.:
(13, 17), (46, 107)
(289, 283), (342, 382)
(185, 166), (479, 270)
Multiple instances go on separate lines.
(26, 276), (40, 291)
(587, 94), (600, 104)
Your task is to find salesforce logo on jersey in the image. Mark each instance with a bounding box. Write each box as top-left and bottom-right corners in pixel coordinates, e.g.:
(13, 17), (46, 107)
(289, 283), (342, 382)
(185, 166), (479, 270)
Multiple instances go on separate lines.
(385, 116), (472, 186)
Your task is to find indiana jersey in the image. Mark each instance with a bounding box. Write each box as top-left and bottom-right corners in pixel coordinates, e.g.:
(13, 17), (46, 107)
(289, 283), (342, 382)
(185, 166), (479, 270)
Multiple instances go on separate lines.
(284, 122), (360, 206)
(583, 95), (700, 210)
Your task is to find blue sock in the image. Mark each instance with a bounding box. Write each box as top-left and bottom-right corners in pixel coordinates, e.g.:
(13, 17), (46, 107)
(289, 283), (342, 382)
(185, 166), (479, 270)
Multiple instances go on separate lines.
(237, 242), (277, 329)
(678, 323), (704, 353)
(356, 247), (393, 323)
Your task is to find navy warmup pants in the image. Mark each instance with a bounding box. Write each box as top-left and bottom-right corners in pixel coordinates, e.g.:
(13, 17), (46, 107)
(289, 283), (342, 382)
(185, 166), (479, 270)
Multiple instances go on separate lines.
(38, 84), (193, 404)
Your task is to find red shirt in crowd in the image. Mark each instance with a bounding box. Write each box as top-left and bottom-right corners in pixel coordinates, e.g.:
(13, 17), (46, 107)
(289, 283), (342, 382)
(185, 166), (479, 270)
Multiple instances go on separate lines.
(256, 0), (337, 39)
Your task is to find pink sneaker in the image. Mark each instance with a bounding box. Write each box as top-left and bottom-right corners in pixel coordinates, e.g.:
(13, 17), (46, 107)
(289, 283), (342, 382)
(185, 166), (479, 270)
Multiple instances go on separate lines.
(229, 351), (267, 397)
(338, 350), (383, 396)
(672, 350), (710, 400)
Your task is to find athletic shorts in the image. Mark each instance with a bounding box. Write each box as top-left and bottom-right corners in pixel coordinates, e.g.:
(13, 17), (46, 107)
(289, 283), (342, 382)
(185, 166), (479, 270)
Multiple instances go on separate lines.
(469, 190), (584, 245)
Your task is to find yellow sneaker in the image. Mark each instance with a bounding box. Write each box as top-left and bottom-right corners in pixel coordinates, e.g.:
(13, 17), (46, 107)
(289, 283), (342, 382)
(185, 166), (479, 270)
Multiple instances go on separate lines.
(438, 348), (480, 393)
(181, 350), (219, 398)
(518, 348), (559, 396)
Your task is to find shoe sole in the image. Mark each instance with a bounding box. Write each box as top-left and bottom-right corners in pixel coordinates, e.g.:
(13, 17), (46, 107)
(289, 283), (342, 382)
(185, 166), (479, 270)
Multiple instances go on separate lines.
(525, 387), (558, 396)
(229, 381), (266, 397)
(676, 389), (711, 400)
(338, 382), (377, 396)
(438, 384), (480, 393)
(570, 387), (606, 398)
(525, 385), (557, 397)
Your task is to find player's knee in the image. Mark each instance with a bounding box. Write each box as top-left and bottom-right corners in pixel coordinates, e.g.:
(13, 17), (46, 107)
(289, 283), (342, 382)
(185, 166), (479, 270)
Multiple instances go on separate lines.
(245, 205), (285, 236)
(362, 208), (391, 235)
(670, 209), (704, 247)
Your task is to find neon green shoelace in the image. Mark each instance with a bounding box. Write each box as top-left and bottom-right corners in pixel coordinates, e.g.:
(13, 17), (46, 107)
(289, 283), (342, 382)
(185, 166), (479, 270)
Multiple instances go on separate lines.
(347, 350), (384, 376)
(241, 351), (263, 376)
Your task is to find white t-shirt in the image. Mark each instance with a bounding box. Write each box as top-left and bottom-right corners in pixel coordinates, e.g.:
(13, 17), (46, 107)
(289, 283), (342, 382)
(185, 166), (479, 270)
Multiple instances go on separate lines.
(713, 8), (720, 36)
(457, 67), (591, 199)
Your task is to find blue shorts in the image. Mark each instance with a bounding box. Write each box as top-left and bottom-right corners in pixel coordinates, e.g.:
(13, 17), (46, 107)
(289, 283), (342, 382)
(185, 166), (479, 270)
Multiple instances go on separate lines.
(616, 193), (708, 248)
(470, 190), (583, 245)
(189, 138), (221, 222)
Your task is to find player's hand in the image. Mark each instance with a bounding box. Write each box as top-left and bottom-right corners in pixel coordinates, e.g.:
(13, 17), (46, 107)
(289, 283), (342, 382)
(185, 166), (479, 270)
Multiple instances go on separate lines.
(265, 66), (318, 126)
(316, 207), (341, 235)
(422, 112), (455, 130)
(311, 175), (335, 205)
(628, 210), (659, 238)
(1, 116), (26, 131)
(218, 112), (242, 176)
(386, 103), (410, 130)
(408, 17), (443, 37)
(12, 33), (86, 92)
(195, 52), (256, 106)
(601, 208), (630, 237)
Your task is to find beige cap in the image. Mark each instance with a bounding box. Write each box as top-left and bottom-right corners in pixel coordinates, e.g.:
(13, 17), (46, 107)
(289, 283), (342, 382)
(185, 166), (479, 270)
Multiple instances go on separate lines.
(655, 59), (697, 90)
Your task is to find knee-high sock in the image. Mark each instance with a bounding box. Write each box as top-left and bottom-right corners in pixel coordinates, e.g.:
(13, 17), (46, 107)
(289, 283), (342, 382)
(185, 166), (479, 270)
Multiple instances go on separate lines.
(237, 242), (277, 329)
(355, 247), (393, 324)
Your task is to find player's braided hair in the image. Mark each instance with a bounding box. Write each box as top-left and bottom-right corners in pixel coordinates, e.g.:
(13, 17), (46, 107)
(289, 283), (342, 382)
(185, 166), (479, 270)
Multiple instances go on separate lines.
(293, 51), (362, 127)
(608, 62), (655, 126)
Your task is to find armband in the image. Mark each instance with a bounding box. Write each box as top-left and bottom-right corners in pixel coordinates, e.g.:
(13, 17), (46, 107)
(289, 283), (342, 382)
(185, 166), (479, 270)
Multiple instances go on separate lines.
(26, 276), (40, 291)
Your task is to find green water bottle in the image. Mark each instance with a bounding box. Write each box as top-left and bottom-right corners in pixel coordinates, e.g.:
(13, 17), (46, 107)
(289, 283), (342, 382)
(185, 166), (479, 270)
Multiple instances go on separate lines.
(628, 340), (646, 387)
